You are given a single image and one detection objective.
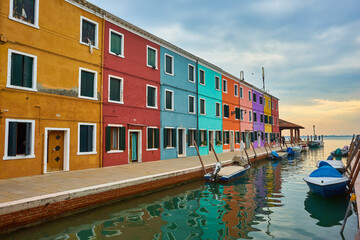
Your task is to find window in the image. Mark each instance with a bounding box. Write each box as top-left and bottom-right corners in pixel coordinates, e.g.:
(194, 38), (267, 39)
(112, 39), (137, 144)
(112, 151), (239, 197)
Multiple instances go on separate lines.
(270, 116), (273, 125)
(79, 68), (97, 100)
(271, 101), (274, 109)
(250, 132), (254, 142)
(188, 129), (196, 147)
(215, 102), (221, 117)
(9, 0), (39, 27)
(253, 112), (257, 122)
(165, 89), (174, 110)
(254, 131), (258, 141)
(240, 109), (244, 121)
(240, 87), (243, 98)
(147, 127), (159, 149)
(200, 98), (206, 115)
(147, 46), (157, 68)
(108, 75), (123, 103)
(268, 99), (271, 109)
(260, 114), (263, 123)
(165, 54), (174, 75)
(265, 115), (269, 124)
(235, 107), (240, 120)
(109, 29), (124, 57)
(7, 49), (37, 91)
(241, 132), (245, 143)
(215, 131), (222, 145)
(4, 119), (35, 160)
(248, 91), (251, 101)
(80, 16), (98, 48)
(215, 76), (220, 90)
(199, 69), (205, 85)
(105, 125), (125, 152)
(235, 131), (240, 144)
(164, 128), (176, 148)
(78, 123), (96, 154)
(253, 93), (257, 103)
(276, 103), (278, 111)
(223, 104), (229, 118)
(146, 85), (157, 108)
(200, 130), (207, 146)
(259, 96), (263, 105)
(188, 95), (195, 114)
(234, 84), (238, 97)
(188, 64), (195, 82)
(223, 79), (227, 93)
(249, 110), (252, 122)
(223, 131), (229, 144)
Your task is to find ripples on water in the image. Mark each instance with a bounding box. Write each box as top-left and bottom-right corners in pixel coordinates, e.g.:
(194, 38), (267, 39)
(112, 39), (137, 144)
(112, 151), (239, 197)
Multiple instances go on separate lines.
(3, 137), (358, 240)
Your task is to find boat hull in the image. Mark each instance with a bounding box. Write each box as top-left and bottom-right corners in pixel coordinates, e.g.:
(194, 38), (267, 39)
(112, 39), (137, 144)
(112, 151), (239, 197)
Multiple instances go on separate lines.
(303, 177), (348, 197)
(308, 141), (324, 148)
(205, 165), (250, 183)
(331, 150), (348, 157)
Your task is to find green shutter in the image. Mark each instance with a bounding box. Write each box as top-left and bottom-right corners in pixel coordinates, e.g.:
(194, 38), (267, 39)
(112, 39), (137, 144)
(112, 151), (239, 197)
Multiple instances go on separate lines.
(163, 129), (168, 148)
(25, 122), (31, 155)
(155, 128), (159, 149)
(8, 122), (17, 156)
(204, 130), (207, 146)
(172, 129), (176, 147)
(105, 126), (111, 152)
(166, 55), (172, 74)
(87, 125), (93, 152)
(23, 56), (33, 88)
(148, 48), (156, 67)
(119, 127), (126, 150)
(11, 53), (23, 87)
(111, 32), (122, 55)
(166, 91), (172, 109)
(148, 128), (153, 149)
(80, 125), (88, 152)
(187, 130), (191, 147)
(148, 87), (155, 107)
(110, 78), (121, 102)
(81, 71), (94, 98)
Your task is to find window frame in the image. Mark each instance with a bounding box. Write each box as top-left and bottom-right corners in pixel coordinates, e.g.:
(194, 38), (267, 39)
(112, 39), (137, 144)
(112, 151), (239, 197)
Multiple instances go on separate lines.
(188, 95), (195, 114)
(3, 118), (36, 160)
(164, 53), (174, 76)
(188, 64), (195, 83)
(199, 69), (205, 86)
(253, 92), (257, 103)
(253, 112), (257, 122)
(77, 122), (97, 155)
(146, 84), (158, 109)
(223, 79), (227, 93)
(7, 49), (37, 91)
(9, 0), (39, 28)
(200, 129), (207, 146)
(215, 102), (221, 117)
(164, 127), (175, 149)
(199, 98), (206, 115)
(78, 67), (98, 100)
(234, 84), (238, 97)
(108, 74), (124, 104)
(80, 16), (99, 49)
(215, 76), (220, 90)
(146, 45), (158, 69)
(188, 128), (196, 147)
(164, 89), (174, 111)
(240, 87), (243, 98)
(106, 124), (124, 153)
(223, 104), (229, 118)
(249, 110), (252, 122)
(235, 107), (240, 120)
(109, 28), (124, 58)
(240, 108), (244, 121)
(248, 90), (252, 101)
(146, 127), (159, 151)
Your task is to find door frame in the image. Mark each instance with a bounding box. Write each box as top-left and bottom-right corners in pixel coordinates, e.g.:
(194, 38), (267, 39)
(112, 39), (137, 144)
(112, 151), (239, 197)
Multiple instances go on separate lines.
(128, 130), (142, 163)
(230, 130), (234, 152)
(177, 127), (186, 157)
(43, 128), (70, 174)
(208, 130), (214, 153)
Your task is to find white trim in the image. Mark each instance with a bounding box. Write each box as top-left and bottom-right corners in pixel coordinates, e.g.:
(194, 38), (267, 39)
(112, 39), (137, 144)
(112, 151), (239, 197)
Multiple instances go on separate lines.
(199, 129), (207, 147)
(146, 84), (158, 109)
(199, 98), (206, 115)
(215, 102), (221, 118)
(106, 124), (124, 153)
(223, 130), (229, 145)
(9, 0), (39, 29)
(108, 74), (124, 104)
(164, 89), (174, 111)
(164, 53), (174, 76)
(77, 122), (97, 155)
(177, 128), (186, 157)
(146, 127), (159, 151)
(128, 130), (142, 163)
(80, 16), (99, 49)
(223, 79), (227, 93)
(109, 28), (124, 58)
(43, 128), (70, 174)
(188, 95), (195, 114)
(253, 111), (257, 123)
(188, 64), (195, 83)
(3, 119), (36, 160)
(7, 49), (38, 91)
(146, 45), (158, 69)
(164, 127), (175, 149)
(208, 130), (215, 152)
(199, 69), (205, 86)
(78, 67), (98, 100)
(215, 76), (220, 90)
(234, 84), (238, 97)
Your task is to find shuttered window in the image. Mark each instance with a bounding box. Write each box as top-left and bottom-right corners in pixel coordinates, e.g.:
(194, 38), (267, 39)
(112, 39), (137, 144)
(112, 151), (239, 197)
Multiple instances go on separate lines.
(234, 85), (238, 96)
(249, 111), (252, 122)
(240, 109), (244, 121)
(241, 132), (245, 143)
(81, 18), (97, 46)
(223, 131), (229, 144)
(12, 0), (36, 24)
(240, 87), (243, 98)
(223, 79), (227, 93)
(200, 130), (207, 146)
(199, 69), (205, 85)
(147, 85), (157, 108)
(253, 112), (257, 122)
(109, 76), (123, 103)
(147, 128), (159, 149)
(188, 96), (195, 113)
(79, 124), (95, 153)
(250, 132), (254, 142)
(260, 114), (264, 123)
(165, 54), (173, 75)
(6, 120), (33, 158)
(165, 90), (173, 110)
(164, 128), (176, 148)
(215, 76), (220, 90)
(110, 30), (123, 56)
(200, 99), (205, 115)
(80, 69), (96, 99)
(215, 131), (222, 145)
(188, 129), (196, 147)
(265, 115), (269, 124)
(253, 93), (257, 102)
(105, 126), (125, 152)
(254, 131), (258, 141)
(147, 47), (157, 68)
(188, 65), (195, 82)
(224, 104), (229, 118)
(235, 107), (240, 120)
(10, 52), (34, 89)
(215, 102), (220, 117)
(235, 131), (240, 143)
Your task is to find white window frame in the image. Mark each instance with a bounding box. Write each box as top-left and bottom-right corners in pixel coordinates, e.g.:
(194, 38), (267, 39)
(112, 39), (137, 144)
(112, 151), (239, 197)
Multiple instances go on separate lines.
(199, 69), (205, 86)
(215, 102), (221, 117)
(223, 79), (227, 93)
(240, 87), (243, 98)
(200, 129), (207, 146)
(9, 0), (39, 29)
(215, 76), (220, 90)
(109, 28), (124, 58)
(146, 84), (158, 109)
(78, 67), (98, 100)
(164, 127), (175, 149)
(223, 130), (229, 145)
(7, 49), (37, 92)
(200, 98), (206, 115)
(3, 119), (36, 160)
(188, 64), (195, 83)
(234, 84), (238, 97)
(108, 75), (124, 104)
(248, 90), (252, 101)
(188, 128), (196, 147)
(77, 122), (97, 155)
(80, 16), (99, 49)
(188, 95), (195, 114)
(164, 53), (174, 76)
(249, 110), (252, 122)
(107, 124), (124, 153)
(146, 126), (158, 151)
(146, 45), (158, 69)
(165, 89), (174, 111)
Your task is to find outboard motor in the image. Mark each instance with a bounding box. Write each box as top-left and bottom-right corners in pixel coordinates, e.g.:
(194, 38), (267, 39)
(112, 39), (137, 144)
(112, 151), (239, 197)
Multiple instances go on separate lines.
(210, 162), (222, 182)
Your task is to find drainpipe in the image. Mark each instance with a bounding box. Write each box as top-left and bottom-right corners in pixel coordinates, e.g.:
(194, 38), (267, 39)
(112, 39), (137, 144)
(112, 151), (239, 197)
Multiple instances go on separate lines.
(99, 14), (105, 168)
(196, 59), (199, 146)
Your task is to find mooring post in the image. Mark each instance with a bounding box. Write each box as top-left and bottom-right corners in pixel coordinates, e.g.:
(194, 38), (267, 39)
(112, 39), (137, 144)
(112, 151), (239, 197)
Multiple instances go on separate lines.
(251, 142), (257, 159)
(194, 140), (207, 174)
(347, 150), (360, 195)
(263, 140), (269, 155)
(345, 139), (360, 173)
(210, 142), (220, 163)
(244, 147), (250, 165)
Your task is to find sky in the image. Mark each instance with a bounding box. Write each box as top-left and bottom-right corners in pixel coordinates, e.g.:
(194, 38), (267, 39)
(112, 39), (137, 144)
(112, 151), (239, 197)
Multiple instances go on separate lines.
(87, 0), (360, 135)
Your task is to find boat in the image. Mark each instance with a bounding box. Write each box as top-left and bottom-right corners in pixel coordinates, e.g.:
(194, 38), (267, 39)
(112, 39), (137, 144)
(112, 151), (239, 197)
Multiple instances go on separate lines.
(292, 145), (302, 153)
(285, 147), (295, 156)
(308, 140), (324, 148)
(303, 162), (348, 197)
(301, 144), (309, 152)
(268, 151), (288, 160)
(204, 159), (251, 183)
(316, 160), (345, 173)
(330, 147), (349, 157)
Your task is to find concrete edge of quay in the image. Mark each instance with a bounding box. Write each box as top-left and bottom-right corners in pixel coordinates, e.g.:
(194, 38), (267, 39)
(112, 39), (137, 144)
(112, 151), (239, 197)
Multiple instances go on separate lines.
(0, 151), (270, 233)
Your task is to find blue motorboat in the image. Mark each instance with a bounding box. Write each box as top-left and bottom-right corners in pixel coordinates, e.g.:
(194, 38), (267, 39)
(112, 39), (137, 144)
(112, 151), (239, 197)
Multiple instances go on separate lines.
(303, 162), (348, 197)
(269, 150), (288, 160)
(204, 163), (250, 183)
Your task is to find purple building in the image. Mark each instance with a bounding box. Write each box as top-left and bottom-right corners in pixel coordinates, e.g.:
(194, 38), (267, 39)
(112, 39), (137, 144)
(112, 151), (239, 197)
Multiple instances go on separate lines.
(252, 89), (264, 148)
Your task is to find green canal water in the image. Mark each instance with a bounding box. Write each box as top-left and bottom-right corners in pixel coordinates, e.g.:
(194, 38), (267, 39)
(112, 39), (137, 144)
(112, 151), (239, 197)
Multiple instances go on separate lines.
(3, 137), (358, 239)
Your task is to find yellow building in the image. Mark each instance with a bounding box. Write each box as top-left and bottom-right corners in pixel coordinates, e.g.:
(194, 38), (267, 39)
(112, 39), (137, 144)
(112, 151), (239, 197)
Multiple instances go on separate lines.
(263, 94), (272, 143)
(0, 0), (103, 179)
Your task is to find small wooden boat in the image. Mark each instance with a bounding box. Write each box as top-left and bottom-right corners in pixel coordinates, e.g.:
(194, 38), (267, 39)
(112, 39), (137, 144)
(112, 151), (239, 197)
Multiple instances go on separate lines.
(308, 140), (324, 148)
(331, 148), (349, 157)
(316, 160), (345, 173)
(204, 163), (250, 183)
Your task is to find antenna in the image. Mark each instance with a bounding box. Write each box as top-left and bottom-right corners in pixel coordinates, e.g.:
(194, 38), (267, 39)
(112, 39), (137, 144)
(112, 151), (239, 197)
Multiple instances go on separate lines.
(262, 67), (265, 90)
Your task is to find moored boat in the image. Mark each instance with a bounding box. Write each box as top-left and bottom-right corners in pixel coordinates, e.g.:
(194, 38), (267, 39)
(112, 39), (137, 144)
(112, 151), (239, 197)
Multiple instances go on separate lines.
(301, 144), (309, 152)
(269, 151), (288, 160)
(204, 162), (250, 183)
(330, 147), (349, 157)
(316, 160), (345, 174)
(292, 145), (302, 153)
(308, 140), (324, 148)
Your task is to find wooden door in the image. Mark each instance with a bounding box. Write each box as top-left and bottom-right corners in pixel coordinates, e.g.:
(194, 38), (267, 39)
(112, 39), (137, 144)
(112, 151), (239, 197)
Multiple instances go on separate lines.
(47, 131), (64, 172)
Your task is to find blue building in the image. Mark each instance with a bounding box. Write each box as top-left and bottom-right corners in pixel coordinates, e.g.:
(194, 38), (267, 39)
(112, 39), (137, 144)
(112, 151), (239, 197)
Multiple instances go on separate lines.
(160, 46), (198, 159)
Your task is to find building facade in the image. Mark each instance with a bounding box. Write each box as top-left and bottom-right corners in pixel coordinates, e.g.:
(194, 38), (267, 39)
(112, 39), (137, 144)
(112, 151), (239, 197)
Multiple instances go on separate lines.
(263, 94), (272, 144)
(271, 97), (280, 142)
(239, 82), (254, 149)
(252, 89), (264, 148)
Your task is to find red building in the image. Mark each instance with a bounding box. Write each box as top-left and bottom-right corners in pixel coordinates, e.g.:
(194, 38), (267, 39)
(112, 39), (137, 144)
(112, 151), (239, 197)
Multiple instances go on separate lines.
(102, 19), (161, 166)
(271, 97), (280, 142)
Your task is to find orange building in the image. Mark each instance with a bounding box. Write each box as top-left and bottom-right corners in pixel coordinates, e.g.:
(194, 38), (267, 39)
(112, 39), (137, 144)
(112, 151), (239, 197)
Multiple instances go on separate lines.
(222, 74), (241, 152)
(0, 0), (103, 179)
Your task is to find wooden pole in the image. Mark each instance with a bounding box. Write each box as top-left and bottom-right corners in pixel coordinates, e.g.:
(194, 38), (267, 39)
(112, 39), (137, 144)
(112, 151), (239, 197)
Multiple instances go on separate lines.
(210, 142), (220, 163)
(251, 142), (257, 159)
(244, 147), (251, 165)
(194, 140), (207, 174)
(347, 150), (360, 195)
(346, 135), (357, 165)
(278, 138), (283, 151)
(263, 140), (269, 154)
(284, 140), (288, 148)
(345, 141), (360, 172)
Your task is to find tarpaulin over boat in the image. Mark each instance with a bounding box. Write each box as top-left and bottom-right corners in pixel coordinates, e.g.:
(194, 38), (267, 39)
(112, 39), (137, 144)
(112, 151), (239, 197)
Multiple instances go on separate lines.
(309, 165), (343, 178)
(334, 148), (342, 155)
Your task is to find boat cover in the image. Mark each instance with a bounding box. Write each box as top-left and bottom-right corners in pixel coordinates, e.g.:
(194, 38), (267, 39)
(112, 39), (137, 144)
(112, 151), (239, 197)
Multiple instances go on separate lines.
(271, 151), (279, 157)
(334, 148), (342, 155)
(327, 155), (334, 160)
(309, 165), (343, 178)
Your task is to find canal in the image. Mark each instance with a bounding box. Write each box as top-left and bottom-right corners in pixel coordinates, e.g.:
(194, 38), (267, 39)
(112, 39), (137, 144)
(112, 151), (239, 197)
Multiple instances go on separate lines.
(3, 137), (357, 239)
